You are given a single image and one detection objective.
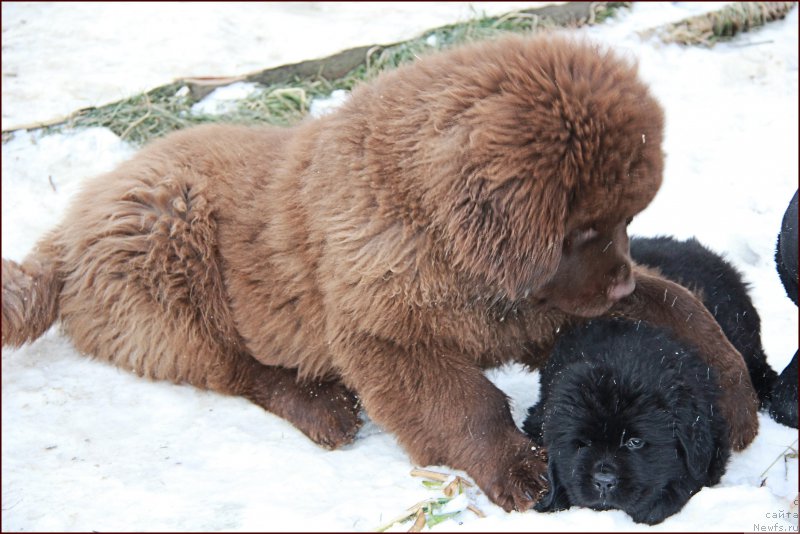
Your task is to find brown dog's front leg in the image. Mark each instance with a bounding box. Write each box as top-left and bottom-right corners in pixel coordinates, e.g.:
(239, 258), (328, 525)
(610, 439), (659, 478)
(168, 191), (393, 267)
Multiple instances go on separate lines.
(333, 332), (548, 512)
(611, 265), (759, 450)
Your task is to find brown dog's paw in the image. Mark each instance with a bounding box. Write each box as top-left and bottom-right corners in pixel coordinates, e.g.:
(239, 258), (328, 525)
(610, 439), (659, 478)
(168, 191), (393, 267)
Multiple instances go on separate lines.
(294, 381), (364, 450)
(717, 375), (759, 451)
(247, 372), (363, 450)
(477, 435), (549, 512)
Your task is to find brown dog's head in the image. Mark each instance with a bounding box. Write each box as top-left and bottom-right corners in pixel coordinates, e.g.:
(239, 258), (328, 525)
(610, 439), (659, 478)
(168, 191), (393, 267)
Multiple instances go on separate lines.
(417, 34), (664, 315)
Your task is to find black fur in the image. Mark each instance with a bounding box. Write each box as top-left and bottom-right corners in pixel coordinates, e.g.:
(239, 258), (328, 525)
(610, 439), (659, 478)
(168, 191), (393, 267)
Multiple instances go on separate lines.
(775, 190), (798, 307)
(770, 352), (798, 428)
(769, 190), (798, 428)
(523, 236), (773, 524)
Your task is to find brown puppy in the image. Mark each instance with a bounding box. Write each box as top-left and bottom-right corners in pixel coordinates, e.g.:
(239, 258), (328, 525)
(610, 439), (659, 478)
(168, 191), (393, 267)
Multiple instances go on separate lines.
(1, 35), (758, 511)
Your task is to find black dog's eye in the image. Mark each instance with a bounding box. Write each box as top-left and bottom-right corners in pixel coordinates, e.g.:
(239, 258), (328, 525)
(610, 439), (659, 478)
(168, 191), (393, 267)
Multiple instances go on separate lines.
(625, 437), (645, 450)
(575, 438), (592, 449)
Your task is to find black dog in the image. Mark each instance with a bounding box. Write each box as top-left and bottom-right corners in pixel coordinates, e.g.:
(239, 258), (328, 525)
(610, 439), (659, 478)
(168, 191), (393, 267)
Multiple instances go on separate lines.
(769, 190), (798, 428)
(523, 236), (776, 524)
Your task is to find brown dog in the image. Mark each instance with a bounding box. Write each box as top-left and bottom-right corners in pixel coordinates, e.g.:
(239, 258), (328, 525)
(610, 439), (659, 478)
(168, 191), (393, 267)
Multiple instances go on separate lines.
(1, 35), (758, 512)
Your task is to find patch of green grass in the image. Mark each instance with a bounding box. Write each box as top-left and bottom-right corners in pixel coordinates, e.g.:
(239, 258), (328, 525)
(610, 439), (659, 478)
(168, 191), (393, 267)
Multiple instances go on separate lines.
(56, 83), (206, 143)
(594, 2), (631, 24)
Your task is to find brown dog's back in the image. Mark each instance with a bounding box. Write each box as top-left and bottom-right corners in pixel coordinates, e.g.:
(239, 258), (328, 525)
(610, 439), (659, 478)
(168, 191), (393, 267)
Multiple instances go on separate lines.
(5, 125), (277, 388)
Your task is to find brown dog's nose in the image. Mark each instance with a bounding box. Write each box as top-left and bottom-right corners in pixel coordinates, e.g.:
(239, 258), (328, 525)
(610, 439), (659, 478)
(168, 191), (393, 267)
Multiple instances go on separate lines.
(608, 275), (636, 301)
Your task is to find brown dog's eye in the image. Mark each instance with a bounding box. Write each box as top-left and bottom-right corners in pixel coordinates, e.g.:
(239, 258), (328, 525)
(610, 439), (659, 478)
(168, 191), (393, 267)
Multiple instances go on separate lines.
(564, 227), (598, 250)
(625, 216), (634, 226)
(574, 227), (598, 244)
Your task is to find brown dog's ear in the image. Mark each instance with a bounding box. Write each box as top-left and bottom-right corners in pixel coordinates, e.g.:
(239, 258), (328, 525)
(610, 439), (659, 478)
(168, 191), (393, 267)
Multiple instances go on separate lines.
(419, 93), (569, 300)
(440, 173), (567, 300)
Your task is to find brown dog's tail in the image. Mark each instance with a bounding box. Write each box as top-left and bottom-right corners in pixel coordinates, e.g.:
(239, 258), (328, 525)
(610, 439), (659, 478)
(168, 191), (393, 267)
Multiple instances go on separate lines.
(2, 249), (62, 347)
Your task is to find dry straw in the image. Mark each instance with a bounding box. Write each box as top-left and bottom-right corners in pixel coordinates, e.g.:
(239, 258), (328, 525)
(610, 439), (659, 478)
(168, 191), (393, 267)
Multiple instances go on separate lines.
(640, 2), (796, 46)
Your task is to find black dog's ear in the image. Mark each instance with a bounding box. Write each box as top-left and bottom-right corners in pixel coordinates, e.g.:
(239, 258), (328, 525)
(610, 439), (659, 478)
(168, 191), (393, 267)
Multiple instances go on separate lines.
(674, 405), (714, 481)
(535, 460), (571, 513)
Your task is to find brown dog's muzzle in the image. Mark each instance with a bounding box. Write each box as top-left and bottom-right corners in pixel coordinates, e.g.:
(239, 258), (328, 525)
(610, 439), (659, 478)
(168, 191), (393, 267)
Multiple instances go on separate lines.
(607, 275), (636, 301)
(606, 262), (635, 302)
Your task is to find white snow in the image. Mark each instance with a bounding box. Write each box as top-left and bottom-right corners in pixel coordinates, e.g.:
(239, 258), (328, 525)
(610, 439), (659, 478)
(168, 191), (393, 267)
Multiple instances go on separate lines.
(309, 89), (351, 118)
(189, 82), (264, 116)
(2, 2), (798, 532)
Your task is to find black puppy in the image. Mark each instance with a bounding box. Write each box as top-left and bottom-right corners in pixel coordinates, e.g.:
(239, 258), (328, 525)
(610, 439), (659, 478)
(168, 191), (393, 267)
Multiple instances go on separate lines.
(769, 190), (798, 428)
(524, 316), (730, 525)
(523, 236), (775, 525)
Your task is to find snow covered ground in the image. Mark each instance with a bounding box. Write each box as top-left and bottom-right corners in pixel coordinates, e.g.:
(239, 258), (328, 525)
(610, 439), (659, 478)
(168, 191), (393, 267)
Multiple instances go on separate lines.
(2, 2), (798, 532)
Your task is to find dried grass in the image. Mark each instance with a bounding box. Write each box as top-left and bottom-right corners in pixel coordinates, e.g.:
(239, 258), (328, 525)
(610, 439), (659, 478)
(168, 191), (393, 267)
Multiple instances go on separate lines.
(640, 2), (796, 46)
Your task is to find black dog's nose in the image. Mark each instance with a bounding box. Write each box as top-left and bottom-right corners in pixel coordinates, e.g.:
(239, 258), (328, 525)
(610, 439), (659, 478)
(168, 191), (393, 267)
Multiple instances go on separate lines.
(593, 472), (618, 493)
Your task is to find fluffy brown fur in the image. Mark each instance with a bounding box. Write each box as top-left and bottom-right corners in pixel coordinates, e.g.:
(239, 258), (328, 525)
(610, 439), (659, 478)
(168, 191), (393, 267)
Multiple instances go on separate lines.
(1, 34), (758, 511)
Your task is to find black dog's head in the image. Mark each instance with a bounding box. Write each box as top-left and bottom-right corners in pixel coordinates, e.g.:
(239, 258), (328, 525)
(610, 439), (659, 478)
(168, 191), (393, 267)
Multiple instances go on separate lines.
(528, 319), (730, 525)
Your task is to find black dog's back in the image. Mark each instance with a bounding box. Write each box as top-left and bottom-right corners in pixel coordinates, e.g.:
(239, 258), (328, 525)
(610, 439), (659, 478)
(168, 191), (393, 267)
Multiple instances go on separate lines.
(630, 236), (777, 402)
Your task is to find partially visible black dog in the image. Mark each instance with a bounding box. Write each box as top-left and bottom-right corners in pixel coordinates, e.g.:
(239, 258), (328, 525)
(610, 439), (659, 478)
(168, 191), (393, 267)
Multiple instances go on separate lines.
(523, 236), (776, 525)
(775, 191), (798, 308)
(769, 190), (798, 428)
